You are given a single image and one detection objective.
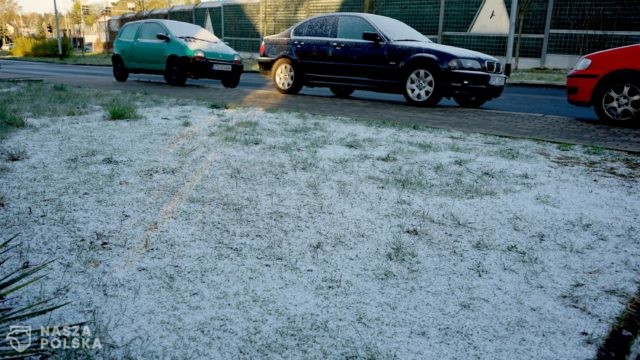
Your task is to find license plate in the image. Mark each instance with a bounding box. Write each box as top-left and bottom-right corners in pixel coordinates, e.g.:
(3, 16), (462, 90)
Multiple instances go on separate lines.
(213, 64), (232, 72)
(489, 75), (505, 86)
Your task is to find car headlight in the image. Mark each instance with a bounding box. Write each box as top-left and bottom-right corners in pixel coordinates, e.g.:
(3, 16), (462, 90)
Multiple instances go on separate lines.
(448, 58), (482, 70)
(573, 57), (592, 71)
(193, 50), (205, 60)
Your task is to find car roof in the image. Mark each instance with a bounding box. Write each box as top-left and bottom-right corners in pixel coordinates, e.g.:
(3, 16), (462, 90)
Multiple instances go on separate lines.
(296, 12), (386, 21)
(123, 19), (187, 26)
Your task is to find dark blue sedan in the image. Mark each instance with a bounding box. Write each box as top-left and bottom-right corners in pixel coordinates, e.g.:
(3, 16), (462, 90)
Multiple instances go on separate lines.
(258, 12), (506, 107)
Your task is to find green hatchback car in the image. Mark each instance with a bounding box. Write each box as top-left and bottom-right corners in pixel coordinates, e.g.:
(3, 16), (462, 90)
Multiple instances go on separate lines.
(112, 19), (243, 87)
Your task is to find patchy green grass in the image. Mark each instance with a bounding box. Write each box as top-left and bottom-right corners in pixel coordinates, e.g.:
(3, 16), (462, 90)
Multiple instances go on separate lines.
(557, 143), (575, 152)
(509, 68), (568, 85)
(0, 80), (98, 120)
(0, 106), (26, 139)
(583, 145), (605, 155)
(1, 52), (112, 66)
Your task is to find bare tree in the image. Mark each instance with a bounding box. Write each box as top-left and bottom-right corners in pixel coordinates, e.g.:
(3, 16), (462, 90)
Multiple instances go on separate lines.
(0, 0), (19, 45)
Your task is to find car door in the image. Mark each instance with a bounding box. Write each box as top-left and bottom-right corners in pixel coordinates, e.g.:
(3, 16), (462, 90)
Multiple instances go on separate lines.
(115, 23), (141, 68)
(132, 22), (168, 71)
(331, 15), (393, 86)
(291, 15), (337, 79)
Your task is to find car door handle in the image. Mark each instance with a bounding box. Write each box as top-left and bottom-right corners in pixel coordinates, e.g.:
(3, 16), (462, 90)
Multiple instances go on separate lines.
(331, 42), (344, 49)
(293, 41), (304, 47)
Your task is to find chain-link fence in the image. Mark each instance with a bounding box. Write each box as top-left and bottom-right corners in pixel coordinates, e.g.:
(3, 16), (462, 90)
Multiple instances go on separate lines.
(106, 0), (640, 68)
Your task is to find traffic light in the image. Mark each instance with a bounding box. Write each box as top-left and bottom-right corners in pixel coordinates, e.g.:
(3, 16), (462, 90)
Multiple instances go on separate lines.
(47, 24), (52, 33)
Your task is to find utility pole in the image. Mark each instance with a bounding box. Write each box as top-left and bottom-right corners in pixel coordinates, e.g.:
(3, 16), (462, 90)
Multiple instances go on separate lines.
(53, 0), (63, 58)
(505, 0), (518, 76)
(81, 3), (87, 56)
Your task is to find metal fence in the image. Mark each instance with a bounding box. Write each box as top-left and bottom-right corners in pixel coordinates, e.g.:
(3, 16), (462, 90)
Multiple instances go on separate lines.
(107, 0), (640, 68)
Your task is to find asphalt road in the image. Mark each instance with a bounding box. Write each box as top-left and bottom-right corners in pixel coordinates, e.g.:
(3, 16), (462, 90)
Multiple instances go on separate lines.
(0, 59), (596, 120)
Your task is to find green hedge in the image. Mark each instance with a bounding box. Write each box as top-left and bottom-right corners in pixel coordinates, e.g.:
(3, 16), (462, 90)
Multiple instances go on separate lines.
(10, 37), (73, 58)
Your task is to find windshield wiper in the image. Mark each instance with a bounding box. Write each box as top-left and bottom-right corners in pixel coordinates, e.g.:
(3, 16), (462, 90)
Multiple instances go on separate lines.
(179, 36), (217, 43)
(393, 39), (421, 42)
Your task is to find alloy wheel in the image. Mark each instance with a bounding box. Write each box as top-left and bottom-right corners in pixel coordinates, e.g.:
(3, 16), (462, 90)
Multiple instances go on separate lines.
(406, 69), (435, 102)
(275, 63), (295, 90)
(601, 83), (640, 121)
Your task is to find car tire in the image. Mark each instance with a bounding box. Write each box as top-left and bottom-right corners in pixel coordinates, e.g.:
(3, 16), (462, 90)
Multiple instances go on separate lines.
(402, 64), (443, 107)
(164, 60), (187, 86)
(272, 58), (303, 94)
(453, 95), (488, 108)
(593, 76), (640, 122)
(112, 58), (129, 82)
(330, 87), (354, 98)
(221, 75), (241, 88)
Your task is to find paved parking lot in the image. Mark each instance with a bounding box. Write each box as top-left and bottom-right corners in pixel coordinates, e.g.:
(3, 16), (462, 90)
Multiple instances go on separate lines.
(2, 70), (640, 152)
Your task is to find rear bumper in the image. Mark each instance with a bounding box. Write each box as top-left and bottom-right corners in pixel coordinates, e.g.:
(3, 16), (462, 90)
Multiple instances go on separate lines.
(445, 70), (506, 99)
(566, 72), (600, 107)
(258, 56), (275, 76)
(189, 59), (243, 80)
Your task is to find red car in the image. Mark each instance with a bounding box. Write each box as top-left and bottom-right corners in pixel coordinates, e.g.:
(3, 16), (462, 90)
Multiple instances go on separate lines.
(566, 44), (640, 122)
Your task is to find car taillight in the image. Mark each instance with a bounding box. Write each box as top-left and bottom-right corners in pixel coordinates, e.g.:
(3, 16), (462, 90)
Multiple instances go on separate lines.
(259, 41), (265, 57)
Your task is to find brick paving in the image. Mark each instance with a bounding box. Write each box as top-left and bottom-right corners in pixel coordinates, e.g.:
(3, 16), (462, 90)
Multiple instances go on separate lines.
(2, 71), (639, 153)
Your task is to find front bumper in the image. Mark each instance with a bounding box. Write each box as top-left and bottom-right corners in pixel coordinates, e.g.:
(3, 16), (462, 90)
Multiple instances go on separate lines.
(445, 70), (506, 99)
(566, 72), (600, 107)
(189, 58), (243, 80)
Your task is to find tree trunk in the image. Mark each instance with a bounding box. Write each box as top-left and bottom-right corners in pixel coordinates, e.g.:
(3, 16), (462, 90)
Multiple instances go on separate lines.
(514, 2), (528, 70)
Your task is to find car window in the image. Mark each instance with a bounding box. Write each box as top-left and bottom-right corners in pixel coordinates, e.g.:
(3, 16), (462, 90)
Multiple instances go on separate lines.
(137, 23), (166, 41)
(367, 14), (431, 43)
(337, 16), (376, 40)
(118, 24), (139, 41)
(294, 16), (337, 38)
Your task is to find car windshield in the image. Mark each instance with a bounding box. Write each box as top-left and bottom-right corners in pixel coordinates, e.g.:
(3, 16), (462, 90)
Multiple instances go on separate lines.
(367, 14), (431, 43)
(163, 21), (219, 43)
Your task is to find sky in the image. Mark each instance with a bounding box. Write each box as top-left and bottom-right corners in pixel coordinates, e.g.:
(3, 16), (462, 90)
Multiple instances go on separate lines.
(16, 0), (90, 14)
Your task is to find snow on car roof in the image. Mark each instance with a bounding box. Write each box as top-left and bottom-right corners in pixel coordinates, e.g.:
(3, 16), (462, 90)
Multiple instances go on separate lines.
(161, 20), (220, 42)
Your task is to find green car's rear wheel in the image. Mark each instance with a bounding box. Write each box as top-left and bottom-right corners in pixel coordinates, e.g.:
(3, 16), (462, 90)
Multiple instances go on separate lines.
(112, 57), (129, 82)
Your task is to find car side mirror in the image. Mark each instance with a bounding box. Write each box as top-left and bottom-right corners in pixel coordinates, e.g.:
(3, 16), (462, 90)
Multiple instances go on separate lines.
(156, 33), (170, 42)
(362, 32), (382, 43)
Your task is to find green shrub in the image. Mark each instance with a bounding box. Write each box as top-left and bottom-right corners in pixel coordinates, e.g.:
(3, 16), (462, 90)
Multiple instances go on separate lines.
(10, 37), (73, 58)
(9, 37), (38, 57)
(104, 98), (138, 120)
